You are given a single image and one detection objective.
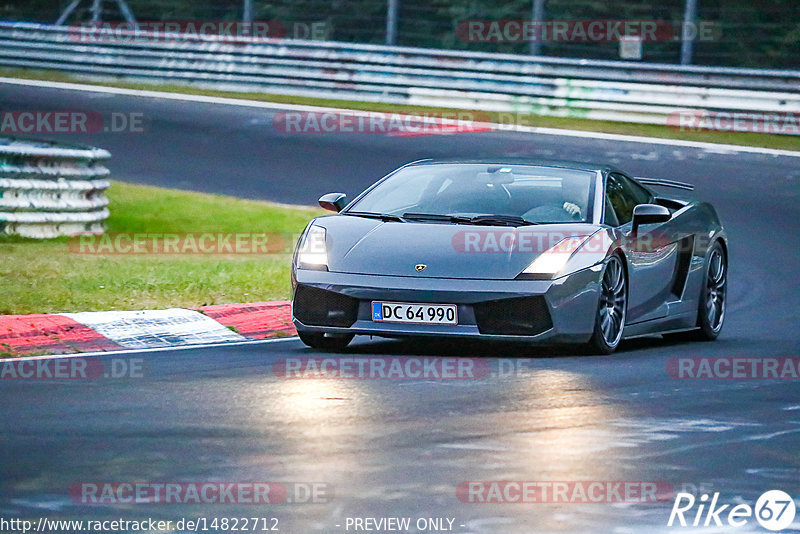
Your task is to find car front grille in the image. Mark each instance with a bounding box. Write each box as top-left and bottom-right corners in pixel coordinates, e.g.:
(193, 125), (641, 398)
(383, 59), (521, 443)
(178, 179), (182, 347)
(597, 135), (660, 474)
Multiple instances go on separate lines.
(292, 284), (359, 328)
(473, 296), (553, 336)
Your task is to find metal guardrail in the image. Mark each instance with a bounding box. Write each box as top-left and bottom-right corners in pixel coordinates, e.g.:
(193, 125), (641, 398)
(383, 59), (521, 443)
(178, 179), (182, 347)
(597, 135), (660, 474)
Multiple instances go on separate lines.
(0, 22), (798, 131)
(0, 137), (110, 238)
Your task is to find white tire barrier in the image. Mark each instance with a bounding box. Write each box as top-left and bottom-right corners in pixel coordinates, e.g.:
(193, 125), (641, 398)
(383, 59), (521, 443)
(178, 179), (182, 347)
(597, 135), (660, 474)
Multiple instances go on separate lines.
(0, 137), (111, 238)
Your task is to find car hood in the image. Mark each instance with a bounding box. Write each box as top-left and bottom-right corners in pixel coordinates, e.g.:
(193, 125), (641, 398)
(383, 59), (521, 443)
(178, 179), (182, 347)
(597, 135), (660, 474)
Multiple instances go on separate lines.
(316, 215), (602, 280)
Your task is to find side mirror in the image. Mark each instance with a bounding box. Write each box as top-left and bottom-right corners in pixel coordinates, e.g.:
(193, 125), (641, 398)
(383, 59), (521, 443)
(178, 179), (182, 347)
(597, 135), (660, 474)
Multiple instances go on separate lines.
(632, 204), (671, 233)
(318, 193), (348, 213)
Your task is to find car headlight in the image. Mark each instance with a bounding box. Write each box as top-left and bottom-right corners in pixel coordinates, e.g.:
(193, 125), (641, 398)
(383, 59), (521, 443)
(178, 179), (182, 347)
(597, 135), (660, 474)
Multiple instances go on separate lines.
(296, 225), (328, 270)
(519, 236), (591, 278)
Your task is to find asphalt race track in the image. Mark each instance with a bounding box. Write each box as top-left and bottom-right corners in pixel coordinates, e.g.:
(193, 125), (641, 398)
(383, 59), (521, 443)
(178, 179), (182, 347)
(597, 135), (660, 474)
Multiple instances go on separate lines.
(1, 81), (799, 533)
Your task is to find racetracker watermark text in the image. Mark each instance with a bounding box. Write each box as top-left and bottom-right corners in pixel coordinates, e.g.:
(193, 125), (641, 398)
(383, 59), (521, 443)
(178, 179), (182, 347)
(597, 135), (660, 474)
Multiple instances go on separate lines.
(273, 357), (491, 379)
(273, 111), (492, 136)
(451, 230), (688, 254)
(69, 482), (332, 504)
(457, 481), (673, 503)
(0, 357), (144, 379)
(0, 111), (145, 134)
(668, 111), (799, 135)
(667, 357), (800, 379)
(67, 21), (331, 42)
(456, 20), (718, 42)
(68, 233), (292, 255)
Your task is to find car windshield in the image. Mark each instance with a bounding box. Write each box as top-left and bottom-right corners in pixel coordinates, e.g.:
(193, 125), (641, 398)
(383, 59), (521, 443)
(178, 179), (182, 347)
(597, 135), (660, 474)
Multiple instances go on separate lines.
(346, 164), (596, 224)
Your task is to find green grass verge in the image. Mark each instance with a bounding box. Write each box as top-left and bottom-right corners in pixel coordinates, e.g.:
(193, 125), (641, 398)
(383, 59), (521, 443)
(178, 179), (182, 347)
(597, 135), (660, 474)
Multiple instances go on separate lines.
(0, 181), (324, 315)
(1, 67), (798, 152)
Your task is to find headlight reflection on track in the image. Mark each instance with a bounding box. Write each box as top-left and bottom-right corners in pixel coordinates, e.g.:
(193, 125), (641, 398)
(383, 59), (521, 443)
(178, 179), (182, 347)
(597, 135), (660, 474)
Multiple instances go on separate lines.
(489, 369), (628, 481)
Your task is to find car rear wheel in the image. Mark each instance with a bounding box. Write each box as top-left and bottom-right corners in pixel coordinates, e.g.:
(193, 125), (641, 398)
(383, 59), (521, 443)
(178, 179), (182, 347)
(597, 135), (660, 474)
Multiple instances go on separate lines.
(664, 242), (727, 342)
(588, 255), (627, 355)
(671, 242), (727, 342)
(696, 242), (727, 339)
(297, 331), (354, 351)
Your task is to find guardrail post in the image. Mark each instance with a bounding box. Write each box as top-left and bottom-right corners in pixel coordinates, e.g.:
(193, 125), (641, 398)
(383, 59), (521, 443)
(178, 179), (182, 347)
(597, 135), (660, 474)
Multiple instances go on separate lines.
(529, 0), (546, 56)
(243, 0), (254, 25)
(55, 0), (137, 26)
(55, 0), (82, 26)
(90, 0), (102, 23)
(386, 0), (399, 46)
(680, 0), (698, 65)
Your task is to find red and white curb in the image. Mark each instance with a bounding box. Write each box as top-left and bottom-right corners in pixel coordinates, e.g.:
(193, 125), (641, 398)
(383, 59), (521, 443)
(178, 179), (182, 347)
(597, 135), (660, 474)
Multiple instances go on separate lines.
(0, 301), (294, 356)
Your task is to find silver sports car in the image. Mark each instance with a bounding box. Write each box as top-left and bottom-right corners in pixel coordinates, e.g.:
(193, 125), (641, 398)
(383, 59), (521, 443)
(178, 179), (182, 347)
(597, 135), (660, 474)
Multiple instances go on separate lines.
(290, 159), (727, 354)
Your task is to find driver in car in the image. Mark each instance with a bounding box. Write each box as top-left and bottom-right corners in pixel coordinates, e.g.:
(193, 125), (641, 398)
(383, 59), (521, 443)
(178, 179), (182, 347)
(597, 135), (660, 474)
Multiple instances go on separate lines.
(561, 174), (585, 220)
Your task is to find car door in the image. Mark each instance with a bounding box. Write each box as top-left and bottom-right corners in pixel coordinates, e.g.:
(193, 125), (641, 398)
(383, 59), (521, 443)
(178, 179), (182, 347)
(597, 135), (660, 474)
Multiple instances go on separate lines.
(605, 173), (679, 323)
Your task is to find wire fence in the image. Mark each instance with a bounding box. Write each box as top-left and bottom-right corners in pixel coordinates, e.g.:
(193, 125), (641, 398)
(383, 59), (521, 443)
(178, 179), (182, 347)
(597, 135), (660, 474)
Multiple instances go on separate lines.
(1, 0), (797, 68)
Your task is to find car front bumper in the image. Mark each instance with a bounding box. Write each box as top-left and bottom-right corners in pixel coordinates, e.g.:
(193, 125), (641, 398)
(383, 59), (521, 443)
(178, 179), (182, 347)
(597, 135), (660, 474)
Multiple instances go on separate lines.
(292, 265), (605, 343)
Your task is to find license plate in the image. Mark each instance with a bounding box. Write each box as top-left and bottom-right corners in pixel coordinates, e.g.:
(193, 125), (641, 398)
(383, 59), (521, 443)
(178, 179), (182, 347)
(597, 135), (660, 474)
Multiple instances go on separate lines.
(372, 301), (458, 325)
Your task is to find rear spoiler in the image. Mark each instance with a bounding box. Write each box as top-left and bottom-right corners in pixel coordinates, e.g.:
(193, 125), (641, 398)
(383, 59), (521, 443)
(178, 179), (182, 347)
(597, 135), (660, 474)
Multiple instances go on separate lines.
(634, 177), (695, 191)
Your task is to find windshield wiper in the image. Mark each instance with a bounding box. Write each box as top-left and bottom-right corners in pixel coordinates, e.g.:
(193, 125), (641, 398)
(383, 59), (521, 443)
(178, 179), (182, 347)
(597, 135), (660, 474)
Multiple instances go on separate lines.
(345, 211), (405, 222)
(402, 212), (538, 226)
(402, 212), (472, 223)
(467, 214), (539, 227)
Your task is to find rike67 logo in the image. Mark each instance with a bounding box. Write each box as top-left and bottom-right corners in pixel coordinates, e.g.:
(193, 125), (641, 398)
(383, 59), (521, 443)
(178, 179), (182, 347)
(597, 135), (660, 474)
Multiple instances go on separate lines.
(669, 490), (796, 531)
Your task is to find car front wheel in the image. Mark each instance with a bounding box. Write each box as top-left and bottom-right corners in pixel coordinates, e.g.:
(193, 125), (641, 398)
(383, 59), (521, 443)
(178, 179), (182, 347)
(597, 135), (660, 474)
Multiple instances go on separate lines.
(588, 254), (627, 355)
